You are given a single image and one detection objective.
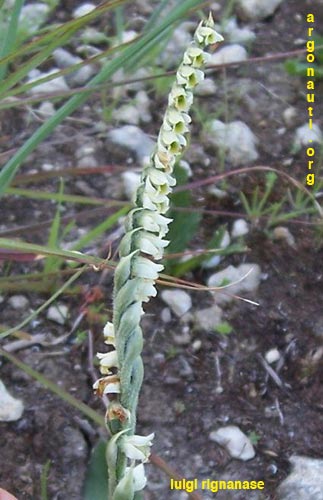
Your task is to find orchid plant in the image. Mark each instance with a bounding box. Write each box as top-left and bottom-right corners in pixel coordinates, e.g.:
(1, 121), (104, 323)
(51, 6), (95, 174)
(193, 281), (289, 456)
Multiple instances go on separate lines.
(93, 14), (223, 499)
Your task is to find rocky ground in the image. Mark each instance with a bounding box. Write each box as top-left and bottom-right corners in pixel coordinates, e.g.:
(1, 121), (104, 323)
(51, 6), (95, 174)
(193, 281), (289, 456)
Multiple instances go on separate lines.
(0, 0), (323, 499)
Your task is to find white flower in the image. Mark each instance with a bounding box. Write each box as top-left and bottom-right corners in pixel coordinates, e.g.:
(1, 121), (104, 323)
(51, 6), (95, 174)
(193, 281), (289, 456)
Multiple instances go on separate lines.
(153, 151), (175, 172)
(142, 191), (170, 213)
(177, 65), (204, 88)
(144, 176), (172, 202)
(112, 463), (147, 498)
(195, 17), (223, 46)
(103, 321), (115, 345)
(129, 463), (147, 491)
(183, 46), (209, 67)
(139, 211), (173, 237)
(146, 167), (176, 188)
(132, 256), (164, 280)
(158, 129), (186, 154)
(137, 231), (169, 259)
(121, 432), (154, 462)
(97, 350), (119, 374)
(168, 85), (193, 112)
(164, 108), (191, 134)
(135, 279), (157, 302)
(93, 375), (120, 395)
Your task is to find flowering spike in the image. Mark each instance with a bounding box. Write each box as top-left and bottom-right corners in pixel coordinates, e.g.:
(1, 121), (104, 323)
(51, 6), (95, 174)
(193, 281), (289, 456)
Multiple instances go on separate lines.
(94, 14), (223, 499)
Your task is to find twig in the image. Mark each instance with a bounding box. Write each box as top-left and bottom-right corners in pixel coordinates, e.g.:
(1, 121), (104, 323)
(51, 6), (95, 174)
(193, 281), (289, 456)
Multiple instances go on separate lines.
(274, 397), (284, 425)
(257, 354), (284, 389)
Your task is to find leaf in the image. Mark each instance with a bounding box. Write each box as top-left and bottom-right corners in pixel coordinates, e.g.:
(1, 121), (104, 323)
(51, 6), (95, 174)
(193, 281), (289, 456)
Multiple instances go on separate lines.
(83, 440), (109, 500)
(214, 321), (233, 335)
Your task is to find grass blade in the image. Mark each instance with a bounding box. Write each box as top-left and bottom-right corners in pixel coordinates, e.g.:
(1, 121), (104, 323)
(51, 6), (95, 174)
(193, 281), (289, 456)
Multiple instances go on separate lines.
(0, 0), (203, 196)
(0, 0), (24, 80)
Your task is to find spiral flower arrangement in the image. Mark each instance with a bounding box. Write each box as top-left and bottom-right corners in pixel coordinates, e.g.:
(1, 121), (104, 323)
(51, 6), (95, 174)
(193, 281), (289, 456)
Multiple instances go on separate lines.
(93, 14), (223, 498)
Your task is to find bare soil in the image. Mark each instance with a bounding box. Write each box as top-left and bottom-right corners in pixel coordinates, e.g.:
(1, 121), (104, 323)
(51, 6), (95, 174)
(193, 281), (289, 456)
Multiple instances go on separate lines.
(0, 1), (323, 499)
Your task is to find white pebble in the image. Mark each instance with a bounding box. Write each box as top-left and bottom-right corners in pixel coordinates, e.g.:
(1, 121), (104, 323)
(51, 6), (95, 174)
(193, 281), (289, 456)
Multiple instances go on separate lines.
(73, 3), (96, 18)
(294, 123), (322, 149)
(238, 0), (284, 21)
(121, 171), (141, 201)
(216, 17), (255, 44)
(19, 4), (50, 36)
(208, 44), (248, 66)
(0, 380), (24, 421)
(8, 295), (29, 310)
(205, 120), (258, 166)
(107, 125), (155, 166)
(195, 78), (218, 96)
(265, 348), (280, 364)
(193, 305), (223, 332)
(208, 263), (261, 304)
(209, 425), (255, 460)
(273, 227), (296, 247)
(37, 101), (55, 117)
(27, 69), (69, 95)
(283, 107), (297, 127)
(161, 307), (172, 323)
(161, 290), (192, 317)
(47, 303), (69, 325)
(231, 219), (249, 238)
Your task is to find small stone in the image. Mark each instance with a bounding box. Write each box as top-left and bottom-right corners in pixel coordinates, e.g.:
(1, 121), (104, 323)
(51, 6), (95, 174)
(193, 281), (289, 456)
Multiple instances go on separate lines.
(273, 227), (296, 247)
(283, 107), (297, 127)
(208, 186), (228, 199)
(0, 380), (24, 421)
(77, 156), (98, 168)
(195, 78), (218, 96)
(231, 219), (249, 238)
(294, 123), (322, 149)
(204, 120), (258, 166)
(161, 307), (172, 323)
(161, 290), (192, 317)
(113, 104), (140, 125)
(0, 295), (4, 304)
(277, 456), (323, 500)
(37, 101), (56, 117)
(73, 3), (96, 18)
(265, 348), (280, 364)
(47, 303), (69, 325)
(237, 0), (284, 21)
(193, 305), (223, 332)
(113, 91), (151, 125)
(216, 17), (255, 44)
(8, 295), (29, 310)
(75, 143), (96, 159)
(208, 44), (248, 66)
(27, 69), (69, 95)
(19, 4), (50, 36)
(207, 263), (261, 305)
(121, 171), (141, 201)
(120, 30), (138, 44)
(173, 327), (192, 346)
(107, 125), (155, 166)
(53, 48), (96, 86)
(192, 339), (202, 352)
(209, 425), (255, 461)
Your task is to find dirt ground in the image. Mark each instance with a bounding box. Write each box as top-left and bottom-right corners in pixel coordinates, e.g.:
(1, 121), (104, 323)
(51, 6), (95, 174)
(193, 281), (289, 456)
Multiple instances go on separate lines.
(0, 1), (323, 499)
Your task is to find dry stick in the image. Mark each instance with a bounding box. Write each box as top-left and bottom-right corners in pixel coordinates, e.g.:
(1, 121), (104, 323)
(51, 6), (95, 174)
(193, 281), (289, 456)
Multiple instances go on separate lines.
(257, 354), (285, 389)
(0, 48), (310, 110)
